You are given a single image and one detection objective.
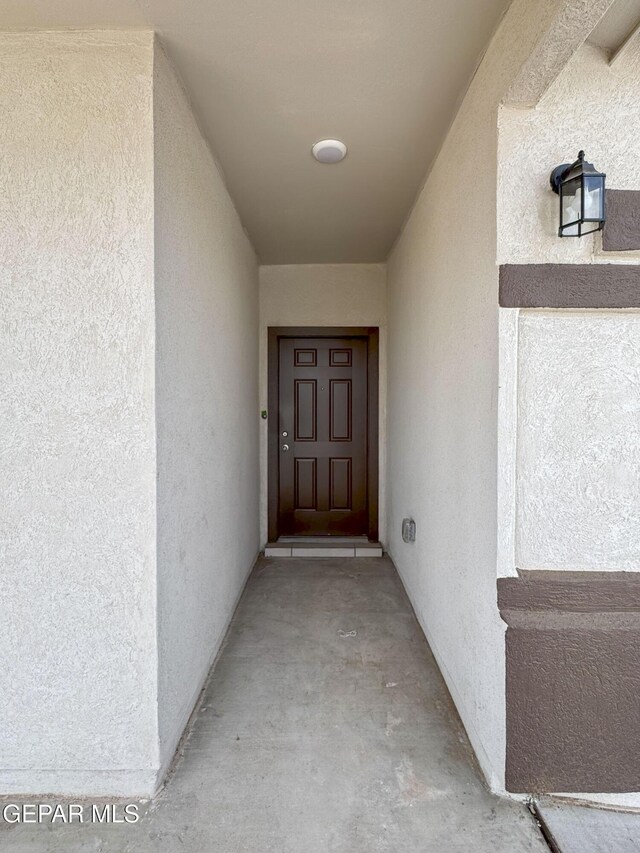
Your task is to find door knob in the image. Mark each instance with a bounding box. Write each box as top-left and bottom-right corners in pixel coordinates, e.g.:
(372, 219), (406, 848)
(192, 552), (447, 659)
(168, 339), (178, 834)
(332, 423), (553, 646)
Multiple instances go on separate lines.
(282, 444), (289, 452)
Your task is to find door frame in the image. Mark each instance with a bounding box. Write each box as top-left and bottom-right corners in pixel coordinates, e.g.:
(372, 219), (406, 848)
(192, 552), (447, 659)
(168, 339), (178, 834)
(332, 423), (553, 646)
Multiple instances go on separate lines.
(267, 326), (379, 542)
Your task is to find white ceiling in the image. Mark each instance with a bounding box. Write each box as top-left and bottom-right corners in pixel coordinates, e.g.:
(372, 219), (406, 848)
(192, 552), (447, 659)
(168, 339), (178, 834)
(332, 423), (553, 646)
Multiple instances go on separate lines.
(1, 0), (512, 263)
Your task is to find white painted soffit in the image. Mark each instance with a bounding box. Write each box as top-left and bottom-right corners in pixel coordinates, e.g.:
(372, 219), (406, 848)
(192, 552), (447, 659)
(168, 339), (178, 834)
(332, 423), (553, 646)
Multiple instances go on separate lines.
(0, 0), (512, 264)
(590, 0), (640, 53)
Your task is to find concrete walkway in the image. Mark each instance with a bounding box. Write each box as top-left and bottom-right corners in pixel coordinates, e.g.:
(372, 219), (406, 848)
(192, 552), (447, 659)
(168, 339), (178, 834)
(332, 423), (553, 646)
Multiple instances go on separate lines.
(535, 797), (640, 853)
(2, 556), (547, 852)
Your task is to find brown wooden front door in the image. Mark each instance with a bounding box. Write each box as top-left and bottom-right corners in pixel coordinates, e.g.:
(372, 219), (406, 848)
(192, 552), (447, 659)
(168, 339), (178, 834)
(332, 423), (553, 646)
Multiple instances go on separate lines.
(269, 329), (378, 539)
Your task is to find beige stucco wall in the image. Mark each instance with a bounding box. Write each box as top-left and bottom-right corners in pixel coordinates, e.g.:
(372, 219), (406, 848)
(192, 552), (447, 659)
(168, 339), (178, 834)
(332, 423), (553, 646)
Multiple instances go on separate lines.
(497, 44), (640, 582)
(258, 264), (387, 545)
(495, 40), (640, 807)
(0, 31), (158, 796)
(0, 31), (260, 799)
(516, 311), (640, 570)
(153, 43), (260, 774)
(498, 43), (640, 266)
(385, 0), (568, 794)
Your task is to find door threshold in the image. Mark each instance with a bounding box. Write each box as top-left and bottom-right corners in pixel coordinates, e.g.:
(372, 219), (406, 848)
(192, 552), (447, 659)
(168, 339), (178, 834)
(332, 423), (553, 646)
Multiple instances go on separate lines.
(265, 539), (383, 558)
(278, 536), (369, 544)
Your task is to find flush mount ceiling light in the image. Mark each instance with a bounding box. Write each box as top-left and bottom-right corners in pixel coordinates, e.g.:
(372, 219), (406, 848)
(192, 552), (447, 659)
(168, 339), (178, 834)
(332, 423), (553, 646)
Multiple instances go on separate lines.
(312, 139), (347, 164)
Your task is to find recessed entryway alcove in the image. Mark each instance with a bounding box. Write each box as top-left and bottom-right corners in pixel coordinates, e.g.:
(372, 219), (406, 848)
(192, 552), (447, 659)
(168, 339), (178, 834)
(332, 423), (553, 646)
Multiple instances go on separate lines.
(259, 264), (388, 551)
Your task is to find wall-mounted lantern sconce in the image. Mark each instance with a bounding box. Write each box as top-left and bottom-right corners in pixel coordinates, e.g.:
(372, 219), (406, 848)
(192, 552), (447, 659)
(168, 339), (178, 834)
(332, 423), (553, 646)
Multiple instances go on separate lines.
(550, 150), (606, 237)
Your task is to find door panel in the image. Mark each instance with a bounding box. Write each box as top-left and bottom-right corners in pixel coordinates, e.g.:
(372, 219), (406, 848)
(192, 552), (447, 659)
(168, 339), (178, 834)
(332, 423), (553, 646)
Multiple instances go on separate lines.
(294, 458), (317, 510)
(278, 337), (368, 536)
(329, 379), (351, 441)
(330, 458), (352, 510)
(295, 380), (317, 440)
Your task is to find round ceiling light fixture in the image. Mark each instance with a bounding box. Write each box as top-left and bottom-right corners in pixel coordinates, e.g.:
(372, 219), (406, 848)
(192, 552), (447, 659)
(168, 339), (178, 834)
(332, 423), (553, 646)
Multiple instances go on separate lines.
(312, 139), (347, 164)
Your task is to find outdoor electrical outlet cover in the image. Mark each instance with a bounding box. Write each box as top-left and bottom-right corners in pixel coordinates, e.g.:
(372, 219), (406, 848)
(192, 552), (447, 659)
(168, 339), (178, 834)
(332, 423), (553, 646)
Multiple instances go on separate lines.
(402, 518), (416, 543)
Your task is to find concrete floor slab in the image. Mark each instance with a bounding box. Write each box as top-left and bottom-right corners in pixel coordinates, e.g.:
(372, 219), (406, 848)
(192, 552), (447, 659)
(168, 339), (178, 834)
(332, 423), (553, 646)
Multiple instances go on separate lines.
(1, 556), (547, 852)
(535, 797), (640, 853)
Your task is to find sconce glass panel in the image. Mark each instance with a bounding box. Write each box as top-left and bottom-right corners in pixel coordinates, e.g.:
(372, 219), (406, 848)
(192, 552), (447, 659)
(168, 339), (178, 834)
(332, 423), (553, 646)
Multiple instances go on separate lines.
(559, 176), (582, 236)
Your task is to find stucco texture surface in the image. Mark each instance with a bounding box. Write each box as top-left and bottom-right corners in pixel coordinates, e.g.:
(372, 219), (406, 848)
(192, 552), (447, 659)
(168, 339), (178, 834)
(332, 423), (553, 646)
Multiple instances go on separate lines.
(384, 0), (606, 794)
(515, 311), (640, 571)
(506, 617), (640, 793)
(497, 43), (640, 574)
(153, 42), (260, 771)
(498, 42), (640, 266)
(603, 190), (640, 252)
(495, 27), (640, 808)
(504, 0), (616, 107)
(384, 0), (563, 795)
(0, 32), (158, 795)
(258, 263), (387, 545)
